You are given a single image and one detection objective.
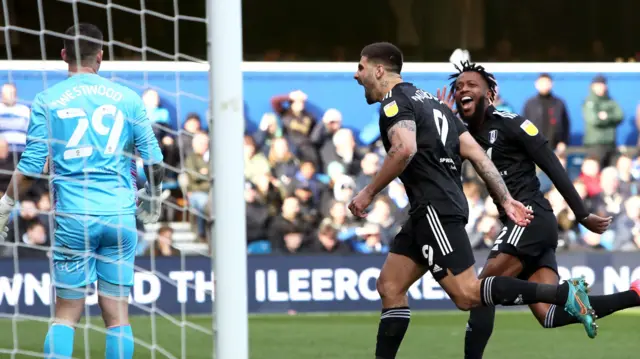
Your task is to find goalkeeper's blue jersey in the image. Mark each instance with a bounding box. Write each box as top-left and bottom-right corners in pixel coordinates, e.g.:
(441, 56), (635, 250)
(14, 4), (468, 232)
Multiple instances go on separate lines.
(17, 73), (163, 215)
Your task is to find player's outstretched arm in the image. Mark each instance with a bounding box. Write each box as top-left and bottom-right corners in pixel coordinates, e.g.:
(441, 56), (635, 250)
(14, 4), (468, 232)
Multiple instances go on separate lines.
(349, 120), (416, 218)
(504, 116), (611, 233)
(529, 143), (611, 233)
(459, 132), (532, 226)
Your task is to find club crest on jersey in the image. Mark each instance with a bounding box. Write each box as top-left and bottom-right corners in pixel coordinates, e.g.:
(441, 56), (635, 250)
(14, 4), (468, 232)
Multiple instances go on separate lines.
(383, 100), (399, 117)
(520, 120), (539, 136)
(489, 130), (498, 144)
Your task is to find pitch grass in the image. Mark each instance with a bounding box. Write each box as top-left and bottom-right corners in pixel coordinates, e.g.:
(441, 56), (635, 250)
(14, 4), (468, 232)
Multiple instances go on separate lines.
(0, 310), (639, 358)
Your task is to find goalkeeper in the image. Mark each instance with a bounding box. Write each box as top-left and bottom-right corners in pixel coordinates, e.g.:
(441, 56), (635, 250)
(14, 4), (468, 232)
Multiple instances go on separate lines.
(0, 23), (163, 359)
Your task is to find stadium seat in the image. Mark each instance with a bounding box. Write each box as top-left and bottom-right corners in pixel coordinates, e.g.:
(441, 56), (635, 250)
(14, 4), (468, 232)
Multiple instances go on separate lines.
(247, 240), (271, 254)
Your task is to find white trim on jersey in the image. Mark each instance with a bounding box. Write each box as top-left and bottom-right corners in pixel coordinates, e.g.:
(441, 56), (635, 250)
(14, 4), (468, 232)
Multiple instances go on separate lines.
(425, 206), (453, 255)
(383, 89), (393, 100)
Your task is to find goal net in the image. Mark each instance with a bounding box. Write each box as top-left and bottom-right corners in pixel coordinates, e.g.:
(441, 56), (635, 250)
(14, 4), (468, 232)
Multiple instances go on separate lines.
(0, 1), (217, 358)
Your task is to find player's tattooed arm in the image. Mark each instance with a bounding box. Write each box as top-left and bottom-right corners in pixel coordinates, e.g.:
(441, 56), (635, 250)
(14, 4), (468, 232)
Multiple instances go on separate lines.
(364, 119), (417, 196)
(386, 120), (417, 166)
(458, 132), (510, 205)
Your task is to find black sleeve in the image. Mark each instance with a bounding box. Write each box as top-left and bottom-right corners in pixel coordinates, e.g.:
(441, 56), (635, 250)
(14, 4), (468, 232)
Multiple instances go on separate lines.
(529, 146), (589, 221)
(378, 95), (415, 139)
(504, 116), (589, 221)
(453, 115), (468, 136)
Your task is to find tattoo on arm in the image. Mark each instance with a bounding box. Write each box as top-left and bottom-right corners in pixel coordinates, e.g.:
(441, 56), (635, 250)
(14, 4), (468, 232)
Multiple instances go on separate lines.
(386, 120), (417, 167)
(473, 151), (510, 204)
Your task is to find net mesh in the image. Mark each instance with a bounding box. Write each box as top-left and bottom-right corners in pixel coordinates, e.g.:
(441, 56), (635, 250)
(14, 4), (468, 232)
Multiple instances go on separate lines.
(0, 1), (215, 358)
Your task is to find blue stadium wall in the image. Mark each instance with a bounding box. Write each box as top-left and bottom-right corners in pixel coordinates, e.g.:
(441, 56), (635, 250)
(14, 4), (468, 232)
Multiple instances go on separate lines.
(1, 68), (639, 145)
(0, 252), (638, 316)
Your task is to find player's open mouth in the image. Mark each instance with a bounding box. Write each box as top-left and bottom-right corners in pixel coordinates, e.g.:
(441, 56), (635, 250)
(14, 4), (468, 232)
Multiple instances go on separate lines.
(461, 96), (474, 111)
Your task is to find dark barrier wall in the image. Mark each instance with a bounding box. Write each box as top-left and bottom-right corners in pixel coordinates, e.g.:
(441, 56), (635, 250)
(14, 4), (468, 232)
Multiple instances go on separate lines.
(1, 252), (639, 316)
(1, 68), (639, 145)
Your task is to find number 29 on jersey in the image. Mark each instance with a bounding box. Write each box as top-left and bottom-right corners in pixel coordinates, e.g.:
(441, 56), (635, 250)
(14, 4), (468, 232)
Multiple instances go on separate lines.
(58, 104), (125, 160)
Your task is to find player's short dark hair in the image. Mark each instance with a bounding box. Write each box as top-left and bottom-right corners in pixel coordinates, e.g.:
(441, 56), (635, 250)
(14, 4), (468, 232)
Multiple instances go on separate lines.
(449, 61), (498, 101)
(538, 73), (552, 80)
(64, 23), (103, 64)
(185, 112), (202, 122)
(360, 42), (403, 74)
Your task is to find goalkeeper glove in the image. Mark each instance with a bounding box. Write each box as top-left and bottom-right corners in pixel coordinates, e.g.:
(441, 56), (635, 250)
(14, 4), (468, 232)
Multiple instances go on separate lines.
(136, 183), (163, 224)
(0, 195), (15, 241)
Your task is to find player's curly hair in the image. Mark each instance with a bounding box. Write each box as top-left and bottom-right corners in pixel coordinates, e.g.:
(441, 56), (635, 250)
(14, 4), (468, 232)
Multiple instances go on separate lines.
(448, 61), (498, 101)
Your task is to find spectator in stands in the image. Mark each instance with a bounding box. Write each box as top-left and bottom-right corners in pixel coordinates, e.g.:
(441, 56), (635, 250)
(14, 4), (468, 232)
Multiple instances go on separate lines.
(464, 181), (486, 237)
(547, 187), (578, 249)
(270, 90), (318, 166)
(2, 198), (44, 256)
(306, 218), (352, 254)
(0, 83), (30, 152)
(579, 156), (602, 197)
(268, 137), (299, 187)
(252, 173), (284, 218)
(0, 137), (17, 195)
(185, 133), (210, 241)
(321, 128), (362, 175)
(142, 89), (171, 129)
(615, 154), (639, 197)
(355, 152), (381, 193)
(493, 93), (515, 113)
(280, 232), (305, 255)
(147, 226), (178, 257)
(591, 167), (625, 220)
(244, 135), (271, 184)
(387, 179), (409, 217)
(179, 113), (203, 160)
(158, 131), (180, 170)
(294, 183), (320, 228)
(582, 75), (624, 167)
(365, 196), (398, 245)
(611, 196), (640, 251)
(468, 197), (501, 250)
(245, 181), (269, 244)
(353, 223), (388, 254)
(16, 221), (49, 259)
(311, 109), (343, 166)
(326, 200), (359, 240)
(636, 104), (640, 146)
(268, 196), (310, 253)
(253, 113), (283, 156)
(292, 161), (325, 204)
(523, 73), (571, 151)
(36, 192), (53, 237)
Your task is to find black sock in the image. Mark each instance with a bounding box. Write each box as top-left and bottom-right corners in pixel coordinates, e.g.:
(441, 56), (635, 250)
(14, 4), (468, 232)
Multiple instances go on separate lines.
(481, 276), (569, 306)
(375, 307), (410, 359)
(547, 291), (640, 328)
(464, 306), (496, 359)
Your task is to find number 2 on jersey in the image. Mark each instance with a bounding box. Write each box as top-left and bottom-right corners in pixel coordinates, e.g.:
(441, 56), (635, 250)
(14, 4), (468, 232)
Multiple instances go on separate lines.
(432, 109), (449, 146)
(58, 104), (124, 160)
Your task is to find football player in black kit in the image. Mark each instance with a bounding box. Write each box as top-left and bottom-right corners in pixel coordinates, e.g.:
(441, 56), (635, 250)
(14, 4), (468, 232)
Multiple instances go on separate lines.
(348, 43), (599, 359)
(436, 61), (640, 359)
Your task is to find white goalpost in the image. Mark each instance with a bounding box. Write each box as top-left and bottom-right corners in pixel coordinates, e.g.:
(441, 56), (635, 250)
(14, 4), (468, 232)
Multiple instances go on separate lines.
(207, 0), (249, 358)
(0, 0), (248, 358)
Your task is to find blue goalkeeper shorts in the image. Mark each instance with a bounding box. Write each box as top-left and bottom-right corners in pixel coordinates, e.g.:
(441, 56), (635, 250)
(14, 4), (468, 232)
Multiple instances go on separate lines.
(52, 214), (138, 298)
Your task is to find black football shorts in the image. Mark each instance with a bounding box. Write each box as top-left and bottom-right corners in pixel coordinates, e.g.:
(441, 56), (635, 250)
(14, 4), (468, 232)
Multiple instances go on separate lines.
(390, 205), (475, 281)
(487, 201), (559, 280)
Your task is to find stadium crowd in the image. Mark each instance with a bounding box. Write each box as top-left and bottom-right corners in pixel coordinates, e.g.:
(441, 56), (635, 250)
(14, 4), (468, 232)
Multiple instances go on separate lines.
(0, 74), (639, 259)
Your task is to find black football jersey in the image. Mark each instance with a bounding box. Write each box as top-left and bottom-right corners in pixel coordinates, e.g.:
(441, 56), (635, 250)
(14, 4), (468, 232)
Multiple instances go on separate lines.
(468, 106), (552, 216)
(378, 82), (468, 220)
